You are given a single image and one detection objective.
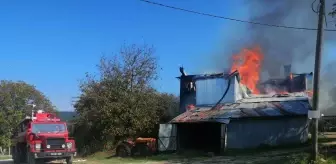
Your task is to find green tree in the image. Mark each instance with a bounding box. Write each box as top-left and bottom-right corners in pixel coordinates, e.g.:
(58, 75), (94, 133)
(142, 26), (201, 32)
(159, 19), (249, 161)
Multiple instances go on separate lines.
(74, 44), (181, 155)
(157, 93), (179, 123)
(73, 44), (162, 153)
(0, 81), (56, 148)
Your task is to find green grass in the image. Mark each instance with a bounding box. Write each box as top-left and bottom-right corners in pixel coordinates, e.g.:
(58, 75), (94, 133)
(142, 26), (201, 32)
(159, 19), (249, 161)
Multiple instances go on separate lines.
(80, 134), (336, 164)
(81, 150), (301, 164)
(82, 152), (336, 164)
(0, 155), (11, 160)
(82, 151), (207, 164)
(81, 146), (336, 164)
(257, 152), (336, 164)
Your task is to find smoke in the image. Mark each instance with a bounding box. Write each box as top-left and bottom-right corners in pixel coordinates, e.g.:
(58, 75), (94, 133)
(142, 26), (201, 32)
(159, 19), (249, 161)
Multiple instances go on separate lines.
(205, 0), (336, 74)
(201, 0), (336, 114)
(247, 0), (336, 114)
(250, 0), (336, 115)
(319, 60), (336, 115)
(244, 0), (334, 76)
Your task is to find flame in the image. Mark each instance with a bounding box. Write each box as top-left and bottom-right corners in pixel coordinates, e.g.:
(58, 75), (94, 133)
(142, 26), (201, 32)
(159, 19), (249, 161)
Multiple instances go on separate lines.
(230, 46), (263, 94)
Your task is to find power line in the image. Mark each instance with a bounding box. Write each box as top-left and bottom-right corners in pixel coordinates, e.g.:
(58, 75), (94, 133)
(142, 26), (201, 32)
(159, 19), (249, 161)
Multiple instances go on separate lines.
(140, 0), (336, 32)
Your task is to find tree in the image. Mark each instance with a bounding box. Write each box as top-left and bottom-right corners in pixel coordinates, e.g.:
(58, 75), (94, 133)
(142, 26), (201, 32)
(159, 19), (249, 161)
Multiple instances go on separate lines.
(74, 43), (164, 153)
(0, 80), (56, 149)
(157, 93), (179, 123)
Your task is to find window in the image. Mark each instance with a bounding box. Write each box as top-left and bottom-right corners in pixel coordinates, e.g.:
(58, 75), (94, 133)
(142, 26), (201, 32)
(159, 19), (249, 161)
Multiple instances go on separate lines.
(32, 123), (67, 133)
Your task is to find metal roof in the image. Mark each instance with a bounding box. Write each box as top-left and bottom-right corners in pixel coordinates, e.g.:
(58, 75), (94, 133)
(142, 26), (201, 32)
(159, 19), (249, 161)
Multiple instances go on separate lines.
(170, 94), (311, 124)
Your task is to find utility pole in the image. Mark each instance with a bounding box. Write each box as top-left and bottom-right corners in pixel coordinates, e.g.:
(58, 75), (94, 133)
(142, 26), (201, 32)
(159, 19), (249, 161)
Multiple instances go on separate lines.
(311, 0), (325, 161)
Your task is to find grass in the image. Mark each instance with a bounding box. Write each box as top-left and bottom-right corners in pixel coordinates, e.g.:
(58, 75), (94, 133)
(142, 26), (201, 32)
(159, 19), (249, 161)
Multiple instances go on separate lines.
(80, 139), (336, 164)
(0, 134), (322, 163)
(257, 152), (336, 164)
(0, 155), (11, 160)
(81, 151), (207, 164)
(81, 149), (310, 164)
(2, 148), (336, 164)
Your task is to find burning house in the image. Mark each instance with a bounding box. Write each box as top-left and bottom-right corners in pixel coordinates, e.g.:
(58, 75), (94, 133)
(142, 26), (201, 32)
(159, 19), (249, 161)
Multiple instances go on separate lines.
(158, 47), (313, 153)
(158, 68), (312, 153)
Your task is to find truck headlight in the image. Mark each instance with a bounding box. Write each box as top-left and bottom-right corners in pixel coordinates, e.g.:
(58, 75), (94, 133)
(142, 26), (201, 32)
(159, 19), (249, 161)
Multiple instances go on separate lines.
(62, 144), (66, 148)
(66, 142), (72, 149)
(35, 143), (41, 149)
(46, 145), (50, 149)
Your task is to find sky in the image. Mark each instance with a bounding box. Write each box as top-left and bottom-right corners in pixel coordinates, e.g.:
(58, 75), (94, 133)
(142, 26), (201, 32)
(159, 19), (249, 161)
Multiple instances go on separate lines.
(0, 0), (334, 112)
(0, 0), (248, 111)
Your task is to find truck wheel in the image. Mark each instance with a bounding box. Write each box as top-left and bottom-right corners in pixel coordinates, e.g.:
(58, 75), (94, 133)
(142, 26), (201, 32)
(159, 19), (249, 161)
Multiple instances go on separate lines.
(12, 146), (20, 164)
(116, 143), (131, 157)
(27, 152), (35, 164)
(18, 143), (25, 163)
(66, 155), (73, 164)
(26, 149), (41, 164)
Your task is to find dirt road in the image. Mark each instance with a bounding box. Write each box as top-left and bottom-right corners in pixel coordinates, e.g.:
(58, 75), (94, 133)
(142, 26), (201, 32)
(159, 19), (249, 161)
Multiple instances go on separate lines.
(0, 159), (12, 164)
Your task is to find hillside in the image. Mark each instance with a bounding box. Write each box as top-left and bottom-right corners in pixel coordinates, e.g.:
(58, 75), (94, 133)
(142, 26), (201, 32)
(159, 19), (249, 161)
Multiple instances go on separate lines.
(57, 111), (77, 122)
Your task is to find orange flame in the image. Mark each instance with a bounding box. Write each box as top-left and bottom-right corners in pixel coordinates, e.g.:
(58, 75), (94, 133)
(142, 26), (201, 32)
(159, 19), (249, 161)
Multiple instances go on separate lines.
(230, 46), (263, 94)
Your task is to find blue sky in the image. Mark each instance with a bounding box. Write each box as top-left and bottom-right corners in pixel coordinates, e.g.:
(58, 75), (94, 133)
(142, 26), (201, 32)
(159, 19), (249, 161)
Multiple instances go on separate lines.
(0, 0), (248, 111)
(0, 0), (334, 111)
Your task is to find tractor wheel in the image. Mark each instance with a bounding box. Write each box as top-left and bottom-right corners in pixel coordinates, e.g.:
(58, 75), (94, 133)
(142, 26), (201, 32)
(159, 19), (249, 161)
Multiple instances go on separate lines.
(138, 144), (151, 156)
(116, 143), (131, 157)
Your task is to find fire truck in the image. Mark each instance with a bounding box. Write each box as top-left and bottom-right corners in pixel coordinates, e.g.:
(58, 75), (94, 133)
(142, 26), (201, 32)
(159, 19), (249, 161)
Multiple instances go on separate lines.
(10, 110), (77, 164)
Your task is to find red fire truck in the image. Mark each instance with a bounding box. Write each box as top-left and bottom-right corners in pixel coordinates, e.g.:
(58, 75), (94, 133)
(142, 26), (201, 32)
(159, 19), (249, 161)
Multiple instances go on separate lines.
(10, 110), (77, 164)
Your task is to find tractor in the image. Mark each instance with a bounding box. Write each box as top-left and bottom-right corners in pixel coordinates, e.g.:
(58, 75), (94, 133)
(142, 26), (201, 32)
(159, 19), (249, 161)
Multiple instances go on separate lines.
(116, 137), (157, 157)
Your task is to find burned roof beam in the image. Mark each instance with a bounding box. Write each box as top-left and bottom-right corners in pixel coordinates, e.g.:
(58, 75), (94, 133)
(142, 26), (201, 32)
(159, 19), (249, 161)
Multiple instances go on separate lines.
(179, 66), (187, 76)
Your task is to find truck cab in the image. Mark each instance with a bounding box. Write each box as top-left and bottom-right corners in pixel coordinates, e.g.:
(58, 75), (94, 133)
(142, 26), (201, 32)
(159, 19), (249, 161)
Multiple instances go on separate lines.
(11, 110), (77, 164)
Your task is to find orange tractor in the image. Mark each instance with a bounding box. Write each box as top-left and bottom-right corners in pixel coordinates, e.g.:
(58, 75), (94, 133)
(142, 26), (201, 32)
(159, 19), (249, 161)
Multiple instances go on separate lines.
(116, 137), (157, 157)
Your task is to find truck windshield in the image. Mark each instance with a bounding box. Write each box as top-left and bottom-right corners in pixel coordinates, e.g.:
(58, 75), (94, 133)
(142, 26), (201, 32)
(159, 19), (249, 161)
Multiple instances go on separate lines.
(32, 123), (66, 133)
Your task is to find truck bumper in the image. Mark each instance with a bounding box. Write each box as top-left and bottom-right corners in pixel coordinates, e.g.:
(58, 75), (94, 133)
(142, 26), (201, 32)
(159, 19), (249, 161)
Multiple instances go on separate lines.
(32, 151), (77, 159)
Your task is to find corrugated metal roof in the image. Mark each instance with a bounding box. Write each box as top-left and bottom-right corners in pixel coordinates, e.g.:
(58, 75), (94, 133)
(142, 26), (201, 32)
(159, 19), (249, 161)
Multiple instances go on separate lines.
(170, 95), (311, 124)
